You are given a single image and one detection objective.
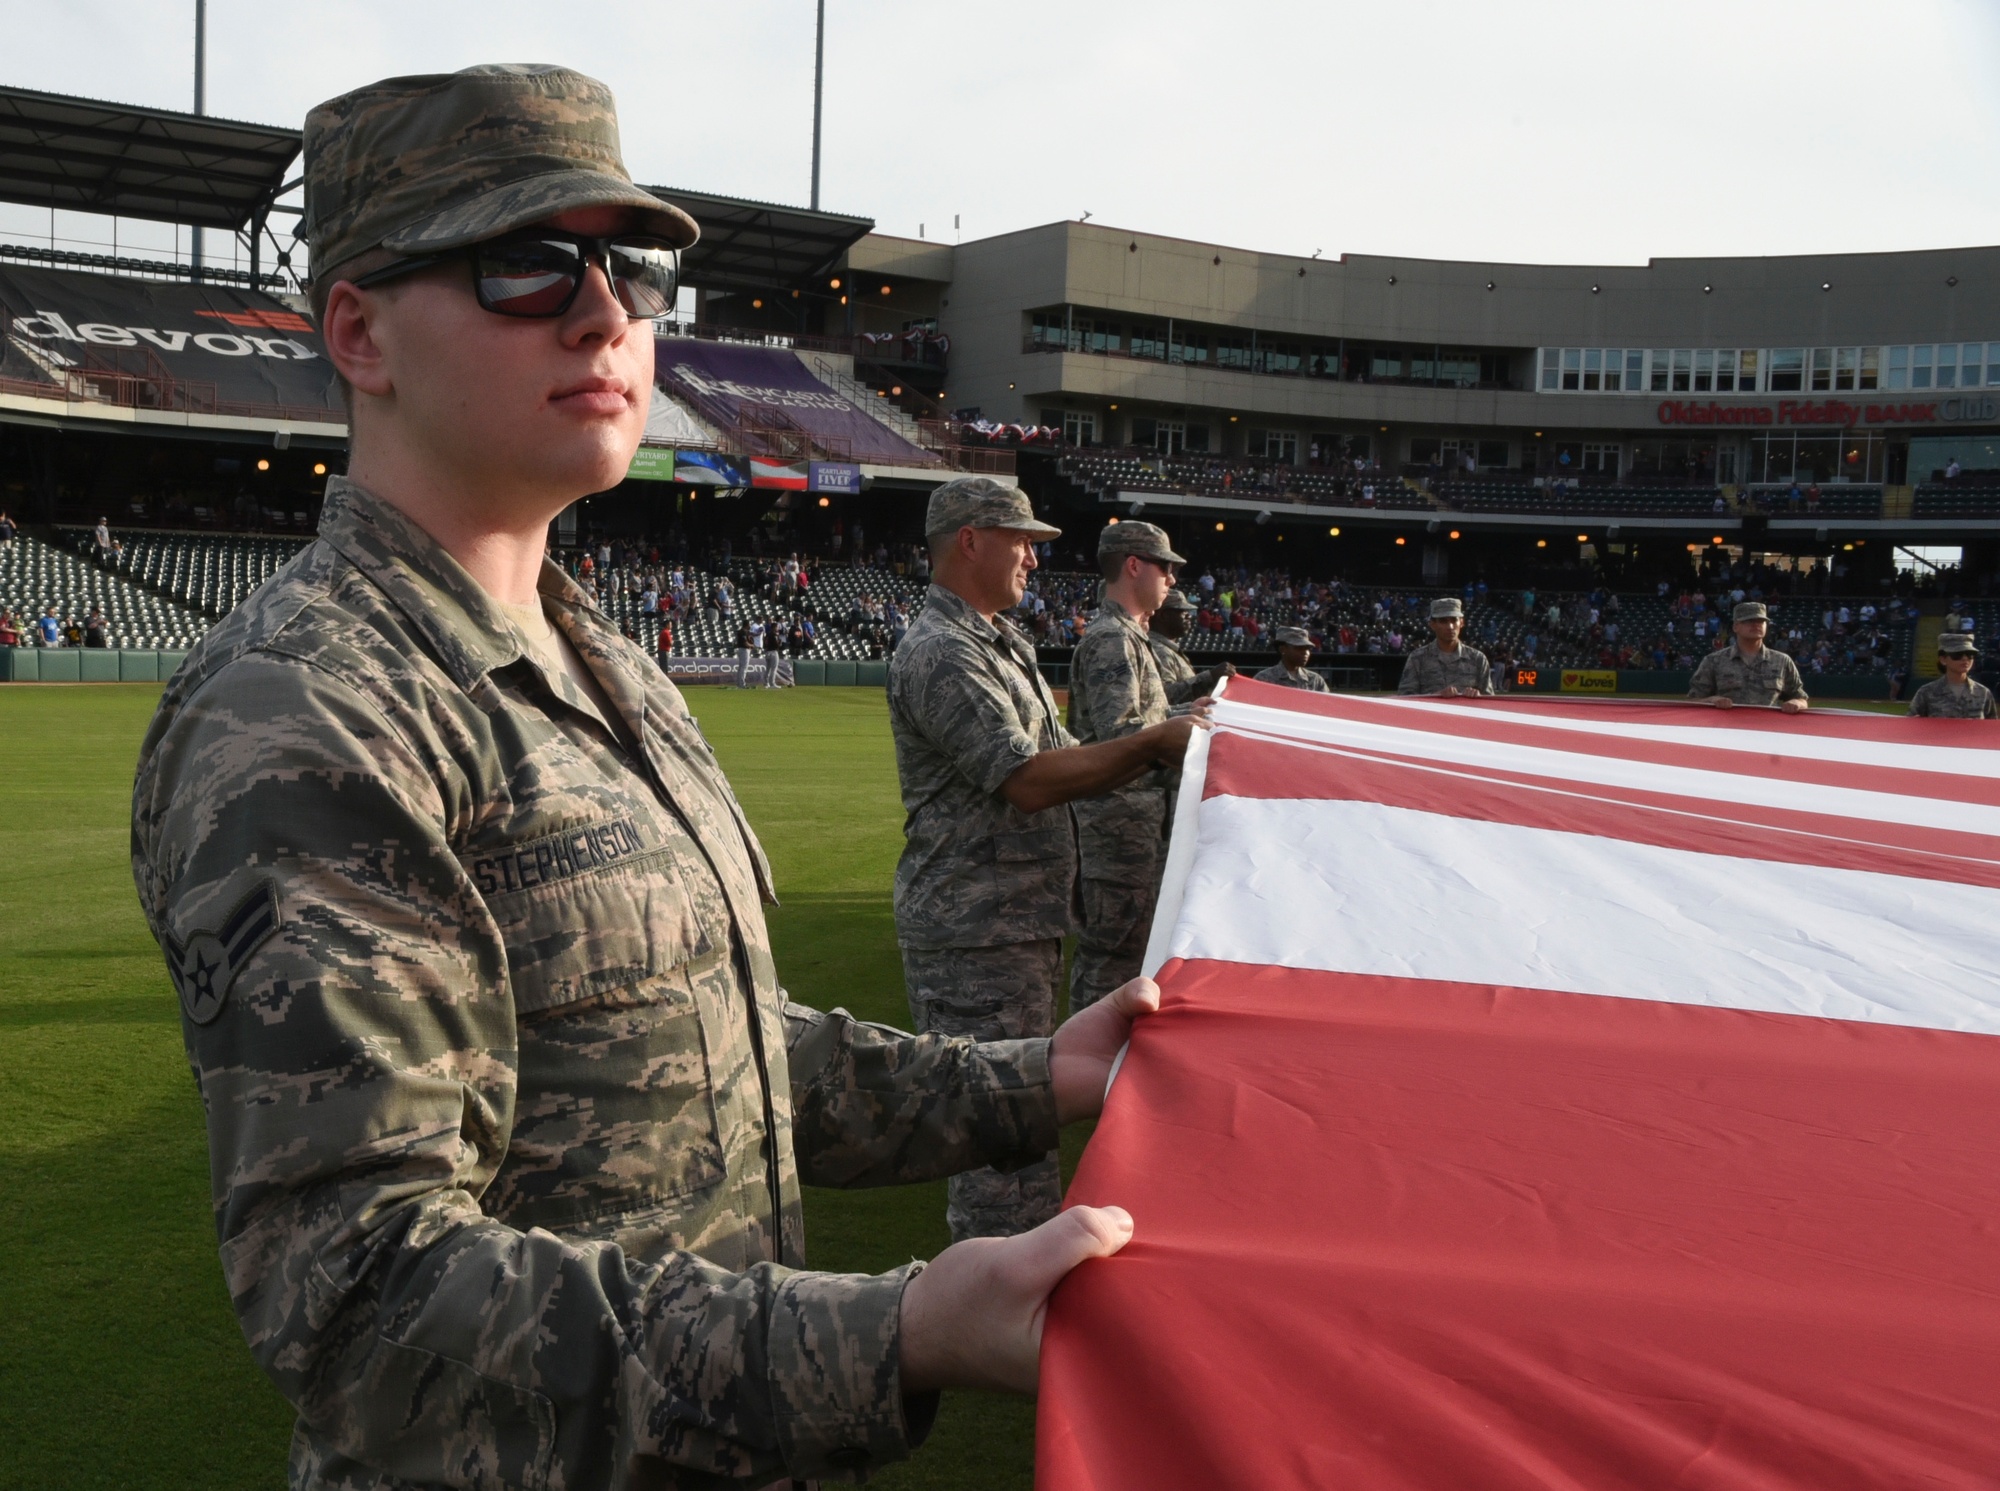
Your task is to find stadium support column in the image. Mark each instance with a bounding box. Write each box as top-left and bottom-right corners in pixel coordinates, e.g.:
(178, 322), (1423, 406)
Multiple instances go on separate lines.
(810, 0), (825, 211)
(191, 0), (206, 284)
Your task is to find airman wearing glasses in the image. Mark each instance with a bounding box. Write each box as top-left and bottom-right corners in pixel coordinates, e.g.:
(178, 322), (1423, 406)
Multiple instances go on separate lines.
(1908, 633), (1996, 718)
(131, 64), (1146, 1491)
(1066, 521), (1198, 1010)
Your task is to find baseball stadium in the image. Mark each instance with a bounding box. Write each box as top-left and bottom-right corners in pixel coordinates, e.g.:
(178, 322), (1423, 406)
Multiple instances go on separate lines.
(5, 11), (2000, 1491)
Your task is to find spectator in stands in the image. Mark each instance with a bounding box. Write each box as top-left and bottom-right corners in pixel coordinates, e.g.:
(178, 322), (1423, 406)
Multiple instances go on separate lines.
(0, 510), (15, 543)
(62, 614), (84, 647)
(1946, 457), (1963, 483)
(655, 616), (674, 664)
(37, 606), (60, 647)
(94, 516), (113, 560)
(0, 609), (17, 646)
(84, 606), (108, 648)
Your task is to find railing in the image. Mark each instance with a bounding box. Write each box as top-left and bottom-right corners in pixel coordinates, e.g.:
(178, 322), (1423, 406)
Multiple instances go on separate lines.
(0, 241), (289, 292)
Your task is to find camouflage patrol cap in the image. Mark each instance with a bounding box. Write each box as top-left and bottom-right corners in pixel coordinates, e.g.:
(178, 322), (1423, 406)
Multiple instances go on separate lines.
(1429, 597), (1464, 619)
(924, 476), (1061, 539)
(302, 64), (700, 279)
(1733, 602), (1769, 623)
(1098, 520), (1186, 566)
(1939, 632), (1980, 655)
(1160, 588), (1196, 612)
(1275, 626), (1312, 647)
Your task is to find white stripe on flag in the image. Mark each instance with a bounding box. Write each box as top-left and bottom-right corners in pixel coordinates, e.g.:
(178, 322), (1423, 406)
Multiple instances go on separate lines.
(1168, 794), (2000, 1037)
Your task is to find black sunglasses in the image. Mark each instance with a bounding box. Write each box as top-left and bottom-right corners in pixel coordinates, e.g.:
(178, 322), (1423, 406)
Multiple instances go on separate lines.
(349, 229), (680, 320)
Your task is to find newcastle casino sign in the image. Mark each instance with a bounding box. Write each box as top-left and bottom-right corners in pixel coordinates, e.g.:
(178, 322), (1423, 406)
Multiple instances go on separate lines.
(1657, 396), (1999, 428)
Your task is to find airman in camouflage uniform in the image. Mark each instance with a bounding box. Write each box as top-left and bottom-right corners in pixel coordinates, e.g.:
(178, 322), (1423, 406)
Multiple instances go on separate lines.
(1398, 597), (1494, 696)
(889, 480), (1202, 1241)
(888, 482), (1073, 1243)
(130, 68), (1106, 1491)
(1147, 588), (1230, 708)
(1067, 522), (1183, 1010)
(1253, 626), (1332, 692)
(1688, 602), (1810, 710)
(1908, 633), (1997, 718)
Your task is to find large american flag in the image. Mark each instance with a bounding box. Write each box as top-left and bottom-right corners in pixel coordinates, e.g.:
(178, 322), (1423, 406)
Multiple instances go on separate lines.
(1041, 678), (2000, 1490)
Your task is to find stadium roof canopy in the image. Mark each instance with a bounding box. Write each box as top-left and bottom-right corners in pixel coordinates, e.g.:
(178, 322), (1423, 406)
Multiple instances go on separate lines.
(647, 187), (873, 294)
(0, 84), (300, 231)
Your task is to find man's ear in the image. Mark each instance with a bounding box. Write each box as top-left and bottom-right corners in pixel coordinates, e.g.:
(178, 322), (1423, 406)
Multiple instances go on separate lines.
(320, 281), (396, 399)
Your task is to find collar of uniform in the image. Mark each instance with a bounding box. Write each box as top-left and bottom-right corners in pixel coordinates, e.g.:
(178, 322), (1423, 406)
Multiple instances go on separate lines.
(921, 581), (1001, 642)
(1096, 596), (1144, 636)
(316, 477), (527, 689)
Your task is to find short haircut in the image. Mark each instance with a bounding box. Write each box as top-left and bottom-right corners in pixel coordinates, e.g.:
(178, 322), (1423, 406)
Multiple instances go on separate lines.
(305, 245), (407, 411)
(1099, 550), (1134, 583)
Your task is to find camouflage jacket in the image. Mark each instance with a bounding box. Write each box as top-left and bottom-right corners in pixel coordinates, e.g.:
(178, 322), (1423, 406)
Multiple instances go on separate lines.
(1068, 600), (1170, 884)
(1146, 633), (1218, 706)
(1686, 643), (1809, 706)
(1251, 662), (1331, 692)
(1397, 641), (1493, 696)
(1908, 676), (1998, 718)
(886, 584), (1077, 950)
(130, 480), (1060, 1490)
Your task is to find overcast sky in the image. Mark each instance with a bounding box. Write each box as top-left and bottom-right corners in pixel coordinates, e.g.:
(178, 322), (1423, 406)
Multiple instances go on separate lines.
(6, 0), (2000, 268)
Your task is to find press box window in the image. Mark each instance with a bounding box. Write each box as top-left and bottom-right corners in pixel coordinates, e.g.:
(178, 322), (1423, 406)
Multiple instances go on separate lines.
(1561, 348), (1581, 390)
(1541, 348), (1561, 391)
(1768, 349), (1805, 392)
(1912, 345), (1934, 389)
(1810, 348), (1833, 392)
(1063, 412), (1097, 446)
(1888, 346), (1910, 390)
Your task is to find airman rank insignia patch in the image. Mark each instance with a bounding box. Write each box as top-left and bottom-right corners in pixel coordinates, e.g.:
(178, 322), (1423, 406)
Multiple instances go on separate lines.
(164, 884), (281, 1025)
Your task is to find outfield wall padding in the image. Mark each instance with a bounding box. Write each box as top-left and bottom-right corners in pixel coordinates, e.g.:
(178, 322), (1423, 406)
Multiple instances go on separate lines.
(791, 659), (826, 686)
(822, 660), (857, 686)
(854, 660), (888, 687)
(119, 651), (160, 681)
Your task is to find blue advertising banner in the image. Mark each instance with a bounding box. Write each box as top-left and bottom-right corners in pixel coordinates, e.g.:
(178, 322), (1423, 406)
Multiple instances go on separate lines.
(808, 461), (863, 494)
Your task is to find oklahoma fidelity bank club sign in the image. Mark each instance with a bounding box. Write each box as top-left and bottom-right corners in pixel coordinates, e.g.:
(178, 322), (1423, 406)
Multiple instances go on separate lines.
(1657, 396), (1998, 428)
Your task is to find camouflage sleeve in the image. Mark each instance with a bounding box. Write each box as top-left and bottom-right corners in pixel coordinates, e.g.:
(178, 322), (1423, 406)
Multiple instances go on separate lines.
(1396, 650), (1425, 694)
(909, 638), (1042, 793)
(1686, 652), (1719, 698)
(132, 656), (923, 1485)
(1908, 684), (1934, 717)
(1076, 631), (1154, 742)
(782, 1003), (1060, 1186)
(1473, 653), (1494, 695)
(1778, 654), (1810, 702)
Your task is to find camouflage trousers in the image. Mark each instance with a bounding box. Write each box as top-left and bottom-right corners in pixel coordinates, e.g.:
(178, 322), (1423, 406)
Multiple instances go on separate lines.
(901, 938), (1063, 1242)
(1070, 876), (1161, 1012)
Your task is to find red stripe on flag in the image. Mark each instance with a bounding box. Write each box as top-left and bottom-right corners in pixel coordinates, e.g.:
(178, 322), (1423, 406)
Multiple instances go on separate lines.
(1222, 678), (2000, 806)
(1199, 728), (2000, 884)
(1040, 959), (2000, 1490)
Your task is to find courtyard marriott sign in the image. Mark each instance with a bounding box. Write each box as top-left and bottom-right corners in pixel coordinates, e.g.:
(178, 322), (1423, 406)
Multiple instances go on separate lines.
(1657, 396), (1999, 428)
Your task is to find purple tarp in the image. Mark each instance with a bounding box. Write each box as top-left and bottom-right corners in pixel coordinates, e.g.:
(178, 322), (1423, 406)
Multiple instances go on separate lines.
(654, 338), (936, 466)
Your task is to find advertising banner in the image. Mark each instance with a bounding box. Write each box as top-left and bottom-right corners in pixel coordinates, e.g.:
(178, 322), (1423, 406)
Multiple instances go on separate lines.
(1560, 668), (1618, 693)
(673, 450), (750, 487)
(0, 262), (340, 416)
(662, 655), (794, 686)
(625, 446), (675, 482)
(654, 337), (932, 465)
(749, 456), (808, 489)
(808, 460), (863, 495)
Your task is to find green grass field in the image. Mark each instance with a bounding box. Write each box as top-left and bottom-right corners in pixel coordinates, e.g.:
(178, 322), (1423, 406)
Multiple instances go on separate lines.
(0, 684), (1064, 1491)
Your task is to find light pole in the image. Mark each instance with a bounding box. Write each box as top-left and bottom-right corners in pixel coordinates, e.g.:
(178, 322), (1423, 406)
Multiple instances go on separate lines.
(191, 0), (206, 282)
(810, 0), (824, 210)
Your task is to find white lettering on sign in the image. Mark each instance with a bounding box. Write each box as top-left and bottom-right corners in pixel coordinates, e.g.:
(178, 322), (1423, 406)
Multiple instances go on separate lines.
(9, 310), (316, 361)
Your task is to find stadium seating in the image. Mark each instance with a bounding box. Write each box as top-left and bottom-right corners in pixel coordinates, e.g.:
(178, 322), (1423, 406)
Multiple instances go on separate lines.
(69, 529), (312, 618)
(1912, 483), (2000, 518)
(0, 533), (208, 648)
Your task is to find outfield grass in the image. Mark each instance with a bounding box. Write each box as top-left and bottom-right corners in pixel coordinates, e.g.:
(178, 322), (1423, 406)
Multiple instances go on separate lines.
(0, 684), (1056, 1491)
